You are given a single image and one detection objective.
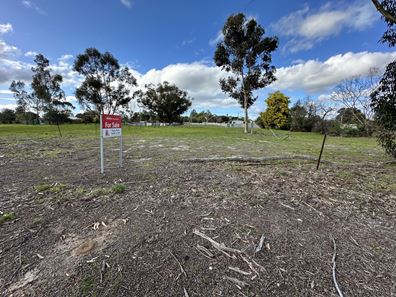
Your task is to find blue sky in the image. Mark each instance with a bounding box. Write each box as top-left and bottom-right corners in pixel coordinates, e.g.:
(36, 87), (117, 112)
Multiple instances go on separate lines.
(0, 0), (395, 118)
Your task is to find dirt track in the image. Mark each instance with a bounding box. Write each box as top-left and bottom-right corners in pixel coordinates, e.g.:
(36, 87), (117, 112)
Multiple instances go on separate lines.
(0, 136), (395, 296)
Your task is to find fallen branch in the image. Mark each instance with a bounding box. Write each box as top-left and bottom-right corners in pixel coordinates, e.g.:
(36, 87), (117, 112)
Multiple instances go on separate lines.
(241, 255), (260, 276)
(183, 155), (320, 164)
(193, 229), (241, 257)
(196, 244), (214, 258)
(331, 236), (344, 297)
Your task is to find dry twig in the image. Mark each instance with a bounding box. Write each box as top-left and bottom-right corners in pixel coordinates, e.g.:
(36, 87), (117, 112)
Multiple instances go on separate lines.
(229, 266), (252, 276)
(183, 287), (190, 297)
(223, 276), (249, 288)
(193, 229), (241, 257)
(170, 251), (187, 278)
(331, 235), (344, 297)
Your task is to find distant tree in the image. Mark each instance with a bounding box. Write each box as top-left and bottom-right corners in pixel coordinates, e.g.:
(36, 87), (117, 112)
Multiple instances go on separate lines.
(31, 54), (74, 135)
(336, 107), (365, 125)
(134, 82), (192, 124)
(74, 48), (137, 115)
(190, 109), (198, 123)
(371, 61), (396, 157)
(0, 109), (16, 124)
(9, 81), (41, 124)
(9, 54), (73, 132)
(260, 91), (290, 128)
(289, 100), (308, 131)
(331, 70), (379, 135)
(14, 104), (37, 124)
(214, 13), (278, 133)
(76, 110), (98, 124)
(43, 109), (72, 124)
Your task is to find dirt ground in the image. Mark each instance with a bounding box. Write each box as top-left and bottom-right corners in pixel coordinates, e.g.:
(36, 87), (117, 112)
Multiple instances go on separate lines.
(0, 135), (395, 296)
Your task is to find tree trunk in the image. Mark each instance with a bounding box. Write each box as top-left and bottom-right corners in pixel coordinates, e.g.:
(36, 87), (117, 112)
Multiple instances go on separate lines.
(244, 95), (249, 134)
(56, 118), (62, 137)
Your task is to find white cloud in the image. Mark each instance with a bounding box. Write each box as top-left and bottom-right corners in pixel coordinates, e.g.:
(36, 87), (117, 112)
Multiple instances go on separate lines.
(134, 62), (237, 109)
(21, 0), (45, 14)
(0, 23), (13, 35)
(273, 51), (396, 93)
(24, 51), (38, 57)
(0, 40), (20, 58)
(272, 1), (378, 52)
(120, 0), (133, 8)
(0, 90), (12, 95)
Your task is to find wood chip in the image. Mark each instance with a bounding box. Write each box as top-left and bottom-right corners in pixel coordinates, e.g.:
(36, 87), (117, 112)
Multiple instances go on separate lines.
(255, 234), (265, 253)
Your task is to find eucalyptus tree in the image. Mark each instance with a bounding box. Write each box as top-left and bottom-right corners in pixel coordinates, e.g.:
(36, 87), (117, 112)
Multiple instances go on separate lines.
(31, 54), (74, 135)
(214, 13), (278, 133)
(10, 54), (73, 131)
(73, 48), (137, 115)
(134, 81), (192, 124)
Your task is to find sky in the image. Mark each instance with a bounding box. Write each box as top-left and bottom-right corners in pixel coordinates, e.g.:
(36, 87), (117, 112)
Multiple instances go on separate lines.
(0, 0), (395, 118)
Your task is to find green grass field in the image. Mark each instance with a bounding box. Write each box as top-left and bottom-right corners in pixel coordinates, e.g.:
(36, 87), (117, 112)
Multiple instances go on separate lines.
(0, 123), (389, 164)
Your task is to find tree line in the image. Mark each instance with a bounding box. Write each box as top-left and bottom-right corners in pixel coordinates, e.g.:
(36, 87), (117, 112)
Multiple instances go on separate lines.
(2, 2), (395, 157)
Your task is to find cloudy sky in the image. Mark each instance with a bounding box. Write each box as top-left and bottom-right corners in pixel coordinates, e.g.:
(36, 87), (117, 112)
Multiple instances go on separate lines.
(0, 0), (395, 117)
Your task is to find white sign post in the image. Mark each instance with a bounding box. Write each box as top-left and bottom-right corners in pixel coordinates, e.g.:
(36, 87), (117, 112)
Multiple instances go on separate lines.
(100, 114), (123, 174)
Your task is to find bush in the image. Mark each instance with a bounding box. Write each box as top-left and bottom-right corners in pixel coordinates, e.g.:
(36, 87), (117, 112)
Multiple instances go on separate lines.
(327, 121), (371, 137)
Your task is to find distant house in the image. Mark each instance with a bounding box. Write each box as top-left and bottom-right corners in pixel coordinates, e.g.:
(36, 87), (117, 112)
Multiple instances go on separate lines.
(340, 124), (358, 130)
(229, 120), (259, 128)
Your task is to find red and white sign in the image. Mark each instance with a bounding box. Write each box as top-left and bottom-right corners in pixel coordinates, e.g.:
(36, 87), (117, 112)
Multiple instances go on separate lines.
(102, 114), (122, 138)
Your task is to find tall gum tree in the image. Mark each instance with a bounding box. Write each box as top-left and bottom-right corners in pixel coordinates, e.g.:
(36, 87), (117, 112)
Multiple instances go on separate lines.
(214, 13), (278, 133)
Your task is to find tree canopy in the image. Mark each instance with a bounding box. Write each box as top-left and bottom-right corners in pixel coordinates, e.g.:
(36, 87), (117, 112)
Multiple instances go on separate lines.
(74, 48), (137, 115)
(370, 0), (396, 157)
(10, 54), (73, 127)
(134, 81), (192, 124)
(259, 91), (290, 129)
(214, 13), (278, 133)
(371, 61), (396, 157)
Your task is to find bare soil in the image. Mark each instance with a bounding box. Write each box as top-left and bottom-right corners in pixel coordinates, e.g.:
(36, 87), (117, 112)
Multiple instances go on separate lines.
(0, 136), (395, 296)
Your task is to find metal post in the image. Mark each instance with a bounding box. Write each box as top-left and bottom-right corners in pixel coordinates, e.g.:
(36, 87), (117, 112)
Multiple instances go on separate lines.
(119, 135), (123, 167)
(100, 114), (104, 174)
(316, 134), (327, 170)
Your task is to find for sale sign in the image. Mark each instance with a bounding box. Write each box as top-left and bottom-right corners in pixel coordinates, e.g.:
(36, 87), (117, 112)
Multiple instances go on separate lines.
(102, 114), (122, 138)
(99, 113), (123, 173)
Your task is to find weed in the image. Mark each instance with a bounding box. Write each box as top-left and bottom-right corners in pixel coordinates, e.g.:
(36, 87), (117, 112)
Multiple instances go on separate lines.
(79, 277), (94, 296)
(112, 184), (126, 194)
(50, 183), (67, 193)
(34, 183), (53, 192)
(0, 212), (16, 225)
(32, 217), (42, 226)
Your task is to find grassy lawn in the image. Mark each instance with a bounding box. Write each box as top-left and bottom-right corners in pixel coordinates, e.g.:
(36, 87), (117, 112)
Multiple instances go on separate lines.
(0, 123), (389, 164)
